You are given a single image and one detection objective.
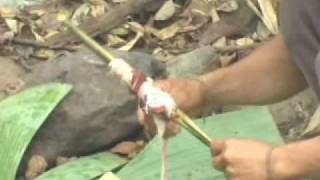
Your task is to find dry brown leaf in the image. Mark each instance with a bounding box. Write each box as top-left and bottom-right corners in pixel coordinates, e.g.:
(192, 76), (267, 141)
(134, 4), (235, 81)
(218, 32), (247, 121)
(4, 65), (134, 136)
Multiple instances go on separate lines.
(257, 0), (278, 33)
(235, 37), (254, 46)
(152, 47), (175, 62)
(119, 31), (143, 51)
(106, 34), (126, 47)
(210, 8), (220, 23)
(111, 26), (130, 36)
(220, 52), (236, 67)
(44, 29), (59, 39)
(154, 0), (176, 21)
(4, 18), (18, 33)
(89, 0), (106, 17)
(71, 3), (91, 26)
(35, 49), (55, 59)
(157, 24), (180, 40)
(256, 22), (271, 40)
(128, 22), (144, 34)
(246, 0), (278, 34)
(25, 155), (48, 180)
(215, 0), (239, 13)
(146, 22), (182, 41)
(111, 141), (145, 157)
(303, 107), (320, 136)
(0, 7), (16, 18)
(31, 29), (45, 43)
(213, 36), (227, 48)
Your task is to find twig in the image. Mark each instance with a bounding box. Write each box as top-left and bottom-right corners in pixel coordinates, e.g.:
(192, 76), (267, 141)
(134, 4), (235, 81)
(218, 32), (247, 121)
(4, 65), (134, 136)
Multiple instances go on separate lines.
(12, 38), (76, 51)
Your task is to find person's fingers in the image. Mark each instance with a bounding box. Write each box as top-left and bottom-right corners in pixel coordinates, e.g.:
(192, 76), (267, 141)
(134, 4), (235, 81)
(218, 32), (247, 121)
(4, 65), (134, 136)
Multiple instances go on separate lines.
(163, 120), (181, 138)
(137, 107), (145, 125)
(137, 107), (157, 135)
(213, 155), (227, 171)
(154, 80), (172, 91)
(211, 140), (226, 156)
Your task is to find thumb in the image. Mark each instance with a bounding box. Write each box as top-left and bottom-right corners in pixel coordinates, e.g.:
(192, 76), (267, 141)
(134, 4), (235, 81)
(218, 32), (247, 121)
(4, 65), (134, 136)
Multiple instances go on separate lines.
(211, 140), (225, 156)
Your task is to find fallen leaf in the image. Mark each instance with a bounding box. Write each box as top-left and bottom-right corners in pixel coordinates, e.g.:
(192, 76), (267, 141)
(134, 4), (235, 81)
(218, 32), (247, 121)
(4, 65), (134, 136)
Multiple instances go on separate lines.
(220, 52), (237, 67)
(303, 107), (320, 136)
(44, 29), (59, 39)
(111, 141), (145, 157)
(236, 37), (254, 46)
(4, 18), (18, 33)
(31, 26), (45, 43)
(152, 47), (175, 62)
(89, 0), (106, 17)
(146, 22), (182, 40)
(25, 155), (48, 180)
(215, 0), (239, 13)
(257, 0), (278, 34)
(154, 0), (176, 21)
(256, 21), (271, 40)
(210, 7), (220, 23)
(106, 34), (126, 47)
(127, 22), (144, 34)
(111, 26), (130, 36)
(119, 31), (143, 51)
(100, 172), (121, 180)
(71, 3), (91, 26)
(246, 0), (278, 34)
(0, 7), (16, 18)
(35, 49), (55, 59)
(213, 36), (227, 48)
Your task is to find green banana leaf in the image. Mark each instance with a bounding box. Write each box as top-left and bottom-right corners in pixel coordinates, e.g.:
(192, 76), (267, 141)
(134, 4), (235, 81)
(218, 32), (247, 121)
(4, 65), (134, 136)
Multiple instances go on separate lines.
(36, 152), (127, 180)
(0, 83), (72, 180)
(117, 107), (283, 180)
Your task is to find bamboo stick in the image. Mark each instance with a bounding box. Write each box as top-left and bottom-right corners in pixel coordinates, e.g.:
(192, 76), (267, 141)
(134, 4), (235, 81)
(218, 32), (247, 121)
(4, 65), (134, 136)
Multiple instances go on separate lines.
(62, 18), (212, 147)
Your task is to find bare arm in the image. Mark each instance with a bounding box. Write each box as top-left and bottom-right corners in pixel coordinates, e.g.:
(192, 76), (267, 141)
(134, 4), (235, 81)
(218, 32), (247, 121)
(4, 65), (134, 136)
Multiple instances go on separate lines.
(200, 34), (307, 105)
(272, 137), (320, 179)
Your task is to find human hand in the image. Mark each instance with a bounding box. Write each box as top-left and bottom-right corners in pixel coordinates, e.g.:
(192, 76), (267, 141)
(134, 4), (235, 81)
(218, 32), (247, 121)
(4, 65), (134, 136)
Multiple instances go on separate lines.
(211, 139), (275, 180)
(137, 79), (208, 137)
(150, 79), (208, 117)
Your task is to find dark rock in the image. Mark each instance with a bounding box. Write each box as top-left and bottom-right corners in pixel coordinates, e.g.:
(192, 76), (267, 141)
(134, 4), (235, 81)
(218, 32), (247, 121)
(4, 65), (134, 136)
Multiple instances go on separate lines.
(20, 47), (165, 172)
(0, 57), (25, 101)
(166, 46), (219, 78)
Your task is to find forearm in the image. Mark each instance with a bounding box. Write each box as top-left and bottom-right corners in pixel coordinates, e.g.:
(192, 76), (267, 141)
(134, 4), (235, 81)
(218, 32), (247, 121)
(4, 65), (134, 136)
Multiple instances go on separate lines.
(273, 137), (320, 179)
(199, 35), (307, 105)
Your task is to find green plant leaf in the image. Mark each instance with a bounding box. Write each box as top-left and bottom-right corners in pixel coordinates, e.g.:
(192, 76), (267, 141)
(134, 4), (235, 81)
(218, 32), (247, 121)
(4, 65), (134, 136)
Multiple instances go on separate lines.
(0, 83), (72, 180)
(117, 107), (283, 180)
(36, 152), (127, 180)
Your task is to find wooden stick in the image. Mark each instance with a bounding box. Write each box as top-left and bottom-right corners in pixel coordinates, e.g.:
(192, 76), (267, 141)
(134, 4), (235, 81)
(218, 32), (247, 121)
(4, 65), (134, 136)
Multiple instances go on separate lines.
(47, 0), (161, 48)
(12, 38), (76, 51)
